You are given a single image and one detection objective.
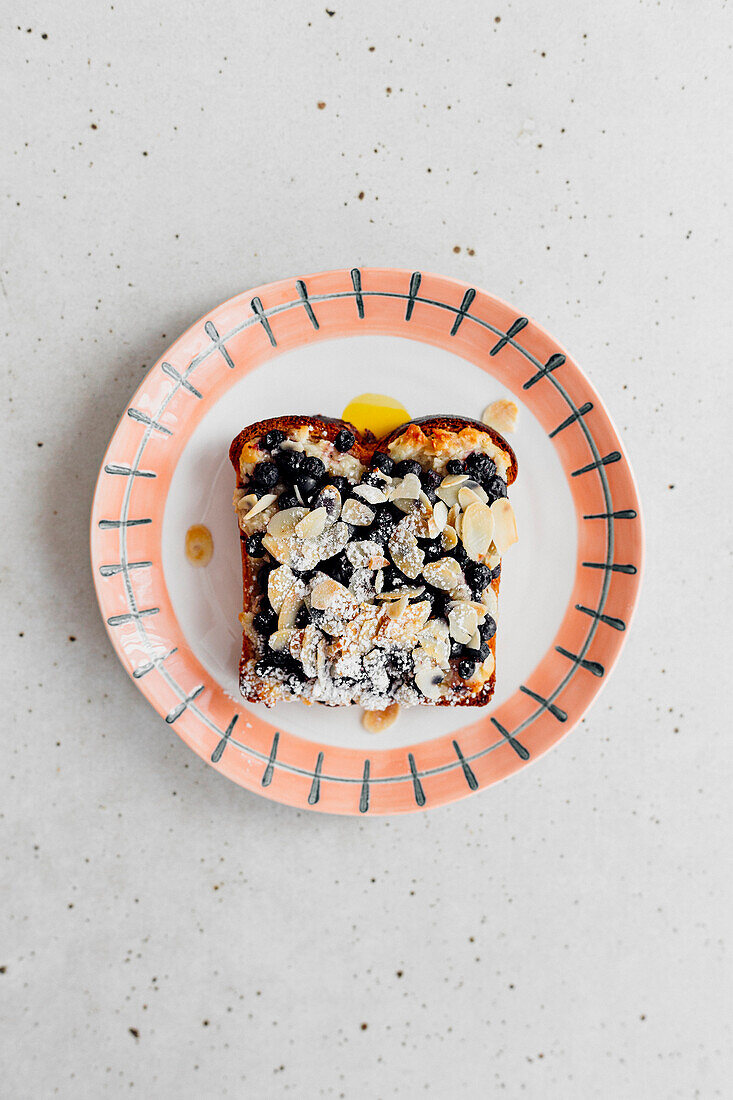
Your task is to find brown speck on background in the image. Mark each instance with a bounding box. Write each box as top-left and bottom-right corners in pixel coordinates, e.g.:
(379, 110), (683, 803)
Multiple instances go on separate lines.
(325, 8), (335, 15)
(37, 442), (43, 447)
(317, 101), (326, 110)
(467, 248), (475, 256)
(386, 87), (392, 94)
(368, 45), (375, 51)
(360, 1023), (368, 1031)
(41, 32), (48, 38)
(358, 191), (364, 199)
(129, 1027), (139, 1039)
(142, 150), (148, 156)
(396, 970), (403, 977)
(453, 246), (461, 254)
(0, 966), (6, 974)
(495, 15), (501, 22)
(68, 635), (76, 642)
(90, 123), (97, 130)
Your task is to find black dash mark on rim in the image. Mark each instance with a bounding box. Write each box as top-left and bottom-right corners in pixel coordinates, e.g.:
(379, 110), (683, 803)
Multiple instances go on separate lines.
(572, 451), (621, 477)
(350, 268), (364, 318)
(359, 759), (371, 813)
(519, 685), (567, 722)
(556, 646), (604, 677)
(251, 297), (277, 347)
(132, 647), (177, 679)
(489, 316), (528, 356)
(127, 408), (172, 436)
(405, 271), (421, 320)
(296, 280), (319, 329)
(99, 561), (152, 577)
(452, 740), (478, 791)
(490, 717), (530, 760)
(523, 353), (566, 390)
(549, 402), (594, 438)
(161, 361), (203, 399)
(98, 518), (152, 530)
(308, 751), (324, 805)
(107, 607), (159, 627)
(582, 561), (637, 575)
(450, 288), (476, 335)
(165, 684), (205, 724)
(408, 754), (426, 807)
(104, 464), (156, 479)
(584, 509), (637, 521)
(576, 604), (626, 631)
(211, 714), (239, 764)
(204, 320), (236, 368)
(261, 732), (279, 786)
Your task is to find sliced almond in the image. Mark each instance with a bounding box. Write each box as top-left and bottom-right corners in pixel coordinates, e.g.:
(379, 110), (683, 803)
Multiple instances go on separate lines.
(490, 498), (518, 554)
(243, 493), (277, 522)
(388, 525), (425, 580)
(458, 485), (488, 509)
(375, 585), (425, 601)
(262, 533), (296, 565)
(268, 629), (294, 652)
(361, 703), (400, 733)
(440, 473), (470, 488)
(423, 557), (463, 591)
(310, 574), (353, 611)
(486, 548), (501, 571)
(418, 619), (451, 666)
(448, 581), (472, 602)
(441, 524), (458, 551)
(467, 628), (482, 651)
(482, 399), (519, 434)
(278, 588), (304, 630)
(346, 540), (390, 570)
(386, 594), (409, 619)
(415, 664), (445, 701)
(469, 601), (488, 624)
(461, 502), (495, 562)
(480, 586), (498, 617)
(353, 483), (388, 505)
(300, 624), (322, 677)
(268, 564), (297, 613)
(480, 650), (496, 678)
(267, 506), (309, 537)
(432, 500), (449, 533)
(390, 472), (422, 502)
(295, 507), (327, 539)
(341, 498), (375, 526)
(448, 602), (478, 644)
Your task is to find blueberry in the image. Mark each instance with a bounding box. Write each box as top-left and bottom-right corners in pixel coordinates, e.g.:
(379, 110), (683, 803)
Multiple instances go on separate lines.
(260, 429), (286, 451)
(369, 510), (397, 544)
(446, 459), (465, 475)
(335, 429), (355, 452)
(278, 492), (299, 510)
(489, 563), (501, 581)
(422, 486), (439, 504)
(302, 455), (326, 480)
(330, 475), (352, 498)
(360, 469), (385, 487)
(485, 475), (508, 502)
(458, 658), (476, 679)
(420, 537), (444, 563)
(450, 639), (464, 659)
(372, 452), (395, 475)
(387, 650), (413, 680)
(480, 615), (497, 641)
(420, 469), (442, 490)
(246, 532), (265, 557)
(382, 564), (410, 590)
(465, 561), (491, 595)
(394, 459), (423, 477)
(275, 449), (303, 480)
(294, 605), (310, 628)
(294, 475), (318, 501)
(465, 639), (490, 661)
(453, 543), (468, 566)
(465, 452), (496, 481)
(253, 461), (279, 488)
(423, 585), (449, 618)
(255, 652), (303, 683)
(253, 606), (277, 635)
(324, 551), (353, 585)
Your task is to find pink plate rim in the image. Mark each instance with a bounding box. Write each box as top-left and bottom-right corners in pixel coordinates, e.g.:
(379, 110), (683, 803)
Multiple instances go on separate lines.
(90, 267), (644, 815)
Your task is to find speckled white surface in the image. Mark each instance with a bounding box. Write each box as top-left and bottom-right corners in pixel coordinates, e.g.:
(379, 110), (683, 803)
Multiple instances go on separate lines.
(2, 3), (731, 1097)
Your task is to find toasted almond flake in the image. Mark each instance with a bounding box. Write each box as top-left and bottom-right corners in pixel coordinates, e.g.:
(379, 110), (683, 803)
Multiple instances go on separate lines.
(341, 498), (375, 526)
(346, 540), (389, 570)
(432, 500), (449, 532)
(418, 619), (451, 666)
(299, 624), (321, 677)
(278, 589), (304, 630)
(490, 497), (518, 554)
(458, 485), (488, 509)
(415, 664), (445, 700)
(388, 524), (425, 580)
(448, 602), (479, 644)
(440, 473), (470, 488)
(449, 581), (472, 602)
(315, 637), (328, 682)
(441, 524), (458, 551)
(310, 575), (353, 611)
(486, 549), (501, 570)
(267, 506), (309, 537)
(353, 483), (388, 505)
(480, 650), (496, 678)
(243, 493), (277, 522)
(480, 586), (498, 616)
(469, 601), (488, 624)
(268, 629), (294, 652)
(375, 585), (425, 601)
(390, 472), (422, 501)
(361, 703), (400, 733)
(423, 557), (463, 591)
(482, 399), (519, 434)
(461, 502), (495, 562)
(467, 628), (482, 652)
(268, 565), (297, 613)
(387, 594), (409, 619)
(235, 491), (259, 513)
(295, 507), (327, 539)
(261, 533), (295, 565)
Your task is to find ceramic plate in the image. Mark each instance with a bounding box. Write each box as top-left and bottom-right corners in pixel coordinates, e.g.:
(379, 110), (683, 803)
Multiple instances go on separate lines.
(90, 268), (643, 814)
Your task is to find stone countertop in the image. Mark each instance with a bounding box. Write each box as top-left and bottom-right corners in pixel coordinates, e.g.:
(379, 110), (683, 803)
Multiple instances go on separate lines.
(2, 3), (730, 1097)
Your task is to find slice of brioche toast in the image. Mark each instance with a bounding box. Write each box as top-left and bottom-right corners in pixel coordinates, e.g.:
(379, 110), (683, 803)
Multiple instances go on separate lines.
(229, 415), (517, 710)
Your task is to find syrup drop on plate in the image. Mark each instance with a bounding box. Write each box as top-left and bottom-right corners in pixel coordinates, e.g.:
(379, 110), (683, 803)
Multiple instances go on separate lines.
(185, 524), (214, 567)
(341, 393), (410, 437)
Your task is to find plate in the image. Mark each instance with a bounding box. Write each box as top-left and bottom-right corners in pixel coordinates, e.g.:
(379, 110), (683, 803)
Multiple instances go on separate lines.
(90, 268), (643, 814)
